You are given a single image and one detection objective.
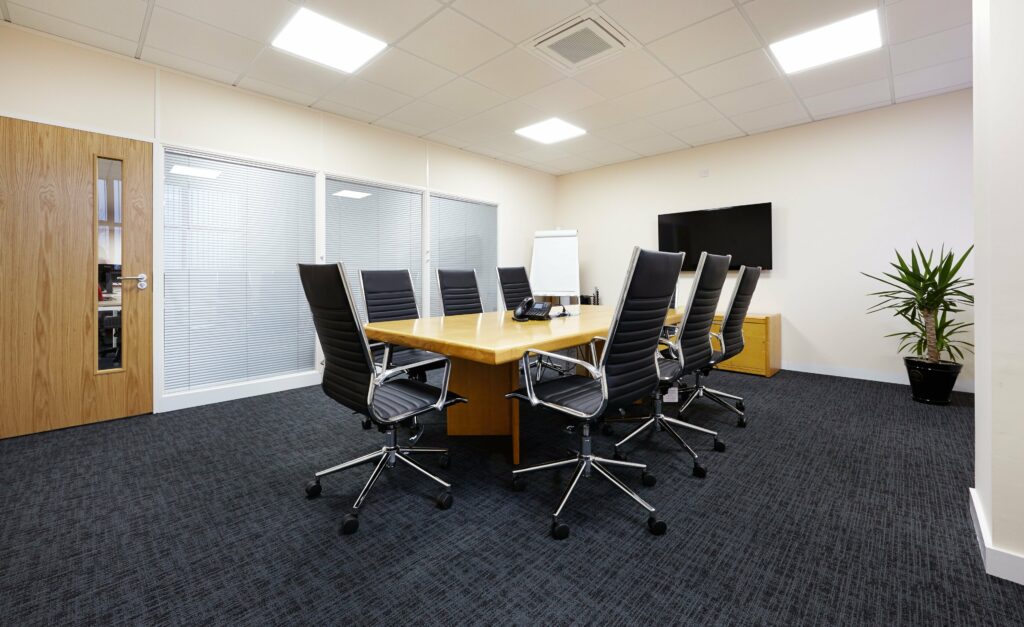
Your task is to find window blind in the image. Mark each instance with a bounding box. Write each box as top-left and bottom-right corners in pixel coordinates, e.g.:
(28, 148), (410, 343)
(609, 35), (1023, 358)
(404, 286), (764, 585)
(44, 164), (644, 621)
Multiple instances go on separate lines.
(325, 178), (423, 323)
(163, 152), (316, 393)
(428, 195), (498, 316)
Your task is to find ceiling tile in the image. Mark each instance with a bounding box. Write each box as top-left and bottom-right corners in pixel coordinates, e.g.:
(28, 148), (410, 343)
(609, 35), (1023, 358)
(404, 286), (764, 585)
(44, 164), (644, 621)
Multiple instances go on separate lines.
(647, 100), (723, 132)
(578, 143), (643, 166)
(8, 3), (140, 56)
(556, 133), (623, 155)
(321, 77), (413, 117)
(802, 78), (891, 118)
(155, 0), (296, 42)
(398, 9), (512, 74)
(358, 48), (456, 98)
(518, 145), (572, 163)
(145, 7), (264, 75)
(437, 100), (542, 143)
(743, 0), (875, 43)
(424, 132), (473, 148)
(890, 24), (971, 76)
(141, 47), (240, 83)
(647, 9), (760, 76)
(466, 133), (537, 155)
(422, 78), (507, 117)
(520, 79), (603, 114)
(893, 57), (971, 100)
(10, 0), (147, 41)
(313, 100), (379, 123)
(611, 79), (701, 117)
(682, 49), (779, 98)
(450, 0), (586, 43)
(672, 118), (744, 145)
(730, 100), (809, 133)
(237, 76), (319, 105)
(543, 155), (602, 173)
(573, 49), (673, 98)
(303, 0), (442, 43)
(885, 0), (972, 45)
(563, 100), (634, 130)
(600, 0), (732, 44)
(467, 48), (564, 98)
(594, 119), (663, 143)
(788, 49), (889, 98)
(380, 100), (463, 133)
(373, 118), (431, 137)
(709, 78), (794, 116)
(621, 133), (691, 157)
(244, 48), (346, 99)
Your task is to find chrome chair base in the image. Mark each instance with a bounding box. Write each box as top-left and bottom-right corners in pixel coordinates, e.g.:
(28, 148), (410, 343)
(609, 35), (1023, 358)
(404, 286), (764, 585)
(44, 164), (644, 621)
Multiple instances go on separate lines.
(510, 424), (665, 539)
(305, 429), (452, 535)
(680, 370), (747, 427)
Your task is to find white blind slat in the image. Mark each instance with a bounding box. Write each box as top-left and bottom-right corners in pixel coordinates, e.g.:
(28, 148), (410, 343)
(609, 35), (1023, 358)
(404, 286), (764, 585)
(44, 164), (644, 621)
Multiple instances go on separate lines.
(428, 196), (498, 316)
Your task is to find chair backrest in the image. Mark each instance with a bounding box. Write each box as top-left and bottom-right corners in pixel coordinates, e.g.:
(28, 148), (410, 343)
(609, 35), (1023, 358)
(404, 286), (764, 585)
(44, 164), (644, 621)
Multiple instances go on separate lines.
(437, 269), (484, 315)
(674, 252), (732, 374)
(298, 263), (374, 415)
(599, 248), (684, 408)
(719, 265), (761, 360)
(360, 269), (420, 323)
(496, 266), (532, 311)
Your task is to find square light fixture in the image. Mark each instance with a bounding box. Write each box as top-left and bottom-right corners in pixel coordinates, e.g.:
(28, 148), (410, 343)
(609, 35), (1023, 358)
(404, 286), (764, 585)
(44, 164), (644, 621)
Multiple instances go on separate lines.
(515, 118), (587, 144)
(769, 10), (881, 74)
(333, 190), (371, 199)
(169, 164), (221, 179)
(272, 8), (387, 74)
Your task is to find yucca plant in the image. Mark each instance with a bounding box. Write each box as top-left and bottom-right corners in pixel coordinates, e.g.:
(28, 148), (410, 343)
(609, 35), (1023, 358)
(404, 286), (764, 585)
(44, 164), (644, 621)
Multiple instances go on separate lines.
(863, 244), (974, 363)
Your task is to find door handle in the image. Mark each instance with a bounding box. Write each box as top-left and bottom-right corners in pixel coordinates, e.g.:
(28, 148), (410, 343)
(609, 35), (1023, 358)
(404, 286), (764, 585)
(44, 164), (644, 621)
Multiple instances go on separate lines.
(118, 273), (148, 290)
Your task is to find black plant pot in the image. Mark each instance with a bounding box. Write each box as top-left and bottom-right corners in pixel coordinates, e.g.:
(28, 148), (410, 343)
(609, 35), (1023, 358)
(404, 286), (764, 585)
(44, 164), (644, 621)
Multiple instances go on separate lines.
(904, 357), (962, 405)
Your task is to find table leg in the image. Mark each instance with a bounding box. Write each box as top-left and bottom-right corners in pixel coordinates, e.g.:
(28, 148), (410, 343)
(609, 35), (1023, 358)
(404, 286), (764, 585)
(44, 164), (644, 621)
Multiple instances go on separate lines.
(445, 357), (520, 465)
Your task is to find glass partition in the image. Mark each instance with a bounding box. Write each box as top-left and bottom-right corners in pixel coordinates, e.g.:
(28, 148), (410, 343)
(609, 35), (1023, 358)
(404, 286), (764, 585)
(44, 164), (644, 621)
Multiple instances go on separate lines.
(97, 157), (123, 371)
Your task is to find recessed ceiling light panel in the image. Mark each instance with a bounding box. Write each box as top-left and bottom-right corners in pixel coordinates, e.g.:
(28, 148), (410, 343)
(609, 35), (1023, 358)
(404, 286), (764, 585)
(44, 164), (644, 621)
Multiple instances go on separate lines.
(515, 118), (586, 144)
(333, 190), (372, 199)
(273, 8), (387, 74)
(170, 164), (221, 179)
(769, 10), (882, 74)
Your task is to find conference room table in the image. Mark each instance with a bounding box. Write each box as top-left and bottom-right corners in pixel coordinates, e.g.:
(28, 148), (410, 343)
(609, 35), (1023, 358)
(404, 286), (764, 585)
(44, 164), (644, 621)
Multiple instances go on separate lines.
(364, 304), (684, 465)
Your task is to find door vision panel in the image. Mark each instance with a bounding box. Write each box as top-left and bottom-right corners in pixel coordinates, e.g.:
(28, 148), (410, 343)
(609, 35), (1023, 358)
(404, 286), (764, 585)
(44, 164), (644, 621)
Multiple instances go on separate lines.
(0, 116), (153, 438)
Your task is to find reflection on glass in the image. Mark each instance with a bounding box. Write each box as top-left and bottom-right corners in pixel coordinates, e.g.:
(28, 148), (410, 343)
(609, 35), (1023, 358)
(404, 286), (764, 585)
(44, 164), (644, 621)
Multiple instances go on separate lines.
(97, 158), (123, 371)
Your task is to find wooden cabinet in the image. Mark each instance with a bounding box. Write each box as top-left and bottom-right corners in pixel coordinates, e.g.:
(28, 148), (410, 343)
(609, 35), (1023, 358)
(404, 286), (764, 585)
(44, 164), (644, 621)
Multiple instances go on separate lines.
(710, 313), (781, 377)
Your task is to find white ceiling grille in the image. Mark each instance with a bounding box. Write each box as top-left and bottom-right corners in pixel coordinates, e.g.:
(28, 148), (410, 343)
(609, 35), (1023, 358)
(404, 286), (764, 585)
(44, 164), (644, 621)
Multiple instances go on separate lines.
(524, 8), (635, 74)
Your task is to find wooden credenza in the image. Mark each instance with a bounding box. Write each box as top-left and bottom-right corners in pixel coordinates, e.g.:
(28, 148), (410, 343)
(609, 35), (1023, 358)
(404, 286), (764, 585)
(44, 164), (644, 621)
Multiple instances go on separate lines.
(710, 313), (781, 377)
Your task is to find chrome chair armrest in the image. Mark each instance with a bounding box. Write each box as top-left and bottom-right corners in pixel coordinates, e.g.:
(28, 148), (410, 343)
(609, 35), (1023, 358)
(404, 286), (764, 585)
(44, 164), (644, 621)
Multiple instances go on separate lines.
(516, 348), (603, 418)
(370, 355), (455, 422)
(710, 331), (724, 351)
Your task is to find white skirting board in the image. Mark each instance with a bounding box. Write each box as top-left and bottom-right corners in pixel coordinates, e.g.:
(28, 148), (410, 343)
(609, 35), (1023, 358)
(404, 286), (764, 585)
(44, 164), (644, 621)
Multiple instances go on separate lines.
(969, 488), (1024, 586)
(154, 370), (322, 413)
(780, 361), (975, 393)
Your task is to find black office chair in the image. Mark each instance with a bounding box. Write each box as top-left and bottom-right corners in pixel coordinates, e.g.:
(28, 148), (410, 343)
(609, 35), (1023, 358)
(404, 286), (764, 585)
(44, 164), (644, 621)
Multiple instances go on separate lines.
(507, 247), (683, 539)
(298, 263), (467, 535)
(681, 265), (761, 428)
(437, 269), (484, 315)
(496, 266), (533, 310)
(361, 269), (446, 377)
(612, 252), (731, 477)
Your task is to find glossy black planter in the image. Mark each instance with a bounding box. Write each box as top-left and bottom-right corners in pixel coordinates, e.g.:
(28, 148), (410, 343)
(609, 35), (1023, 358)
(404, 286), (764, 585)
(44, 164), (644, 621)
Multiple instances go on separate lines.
(904, 357), (962, 405)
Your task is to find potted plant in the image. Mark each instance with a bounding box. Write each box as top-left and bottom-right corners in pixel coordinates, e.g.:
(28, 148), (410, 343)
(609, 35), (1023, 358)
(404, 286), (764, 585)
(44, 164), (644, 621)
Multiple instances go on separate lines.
(863, 244), (974, 404)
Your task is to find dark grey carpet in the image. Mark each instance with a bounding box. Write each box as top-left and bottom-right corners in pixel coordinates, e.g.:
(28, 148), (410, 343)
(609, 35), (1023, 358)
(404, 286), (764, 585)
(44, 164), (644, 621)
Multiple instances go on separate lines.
(1, 370), (1021, 625)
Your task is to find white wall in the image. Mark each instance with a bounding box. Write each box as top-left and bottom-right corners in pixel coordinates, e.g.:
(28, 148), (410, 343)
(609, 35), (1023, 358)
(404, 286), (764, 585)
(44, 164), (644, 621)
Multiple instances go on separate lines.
(555, 90), (975, 390)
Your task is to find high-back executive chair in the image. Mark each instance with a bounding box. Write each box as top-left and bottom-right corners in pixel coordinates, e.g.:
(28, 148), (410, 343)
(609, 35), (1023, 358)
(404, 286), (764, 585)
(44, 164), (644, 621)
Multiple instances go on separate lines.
(507, 247), (683, 540)
(612, 252), (731, 478)
(437, 269), (484, 315)
(298, 263), (466, 536)
(496, 266), (533, 311)
(680, 265), (761, 428)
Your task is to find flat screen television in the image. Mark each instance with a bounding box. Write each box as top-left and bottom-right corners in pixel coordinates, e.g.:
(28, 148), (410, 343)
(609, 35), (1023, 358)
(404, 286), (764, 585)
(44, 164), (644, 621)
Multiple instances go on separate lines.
(658, 203), (772, 271)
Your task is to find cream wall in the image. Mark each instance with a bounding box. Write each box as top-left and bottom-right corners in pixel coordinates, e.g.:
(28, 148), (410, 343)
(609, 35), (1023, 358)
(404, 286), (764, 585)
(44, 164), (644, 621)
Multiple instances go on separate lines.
(555, 90), (975, 391)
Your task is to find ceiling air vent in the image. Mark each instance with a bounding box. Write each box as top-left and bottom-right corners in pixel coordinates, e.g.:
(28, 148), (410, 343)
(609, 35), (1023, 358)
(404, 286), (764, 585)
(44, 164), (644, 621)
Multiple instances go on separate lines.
(524, 8), (635, 74)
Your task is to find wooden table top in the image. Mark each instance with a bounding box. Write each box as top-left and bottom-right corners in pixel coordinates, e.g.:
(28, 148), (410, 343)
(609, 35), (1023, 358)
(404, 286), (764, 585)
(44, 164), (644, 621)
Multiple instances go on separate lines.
(364, 304), (685, 366)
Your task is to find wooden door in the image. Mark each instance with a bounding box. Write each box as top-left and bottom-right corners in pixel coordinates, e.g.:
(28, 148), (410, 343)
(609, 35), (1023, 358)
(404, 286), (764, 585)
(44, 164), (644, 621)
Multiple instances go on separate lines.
(0, 116), (153, 438)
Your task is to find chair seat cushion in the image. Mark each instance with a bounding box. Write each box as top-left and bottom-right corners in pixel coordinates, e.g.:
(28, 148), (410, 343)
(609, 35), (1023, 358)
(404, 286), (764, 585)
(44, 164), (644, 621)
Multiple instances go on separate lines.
(508, 375), (604, 418)
(371, 379), (464, 422)
(657, 357), (682, 382)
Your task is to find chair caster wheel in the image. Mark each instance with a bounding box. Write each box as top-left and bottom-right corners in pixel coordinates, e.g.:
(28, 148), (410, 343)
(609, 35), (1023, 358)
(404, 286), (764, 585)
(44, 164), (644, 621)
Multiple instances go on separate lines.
(647, 516), (667, 536)
(601, 423), (614, 436)
(361, 418), (373, 430)
(737, 418), (747, 428)
(340, 513), (359, 535)
(736, 401), (745, 412)
(713, 439), (726, 453)
(551, 518), (570, 540)
(613, 450), (627, 462)
(438, 453), (451, 469)
(641, 471), (657, 487)
(436, 490), (453, 510)
(511, 476), (525, 492)
(305, 479), (322, 499)
(693, 464), (707, 478)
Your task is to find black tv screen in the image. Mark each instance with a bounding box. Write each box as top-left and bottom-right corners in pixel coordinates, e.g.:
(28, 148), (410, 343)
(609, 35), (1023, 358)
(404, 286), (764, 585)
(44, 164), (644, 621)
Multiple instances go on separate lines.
(658, 203), (772, 271)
